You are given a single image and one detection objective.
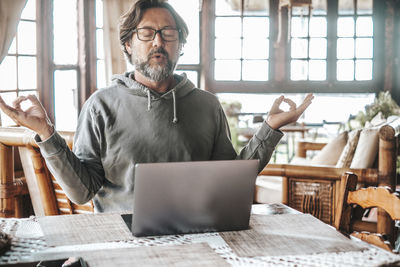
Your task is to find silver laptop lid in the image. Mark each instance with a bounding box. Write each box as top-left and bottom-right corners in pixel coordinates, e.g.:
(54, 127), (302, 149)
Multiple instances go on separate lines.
(132, 160), (259, 236)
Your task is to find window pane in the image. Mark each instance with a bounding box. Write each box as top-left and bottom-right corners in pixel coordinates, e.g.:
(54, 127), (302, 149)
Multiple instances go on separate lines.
(243, 0), (269, 15)
(0, 56), (17, 90)
(355, 60), (372, 80)
(8, 38), (16, 54)
(17, 21), (36, 55)
(312, 0), (327, 15)
(337, 17), (354, 37)
(309, 17), (327, 37)
(54, 70), (78, 131)
(215, 38), (241, 59)
(215, 60), (241, 81)
(242, 60), (268, 81)
(309, 38), (327, 59)
(291, 38), (308, 59)
(169, 0), (199, 64)
(309, 60), (326, 80)
(175, 70), (198, 88)
(337, 38), (354, 59)
(337, 60), (354, 81)
(338, 0), (355, 15)
(21, 0), (36, 20)
(215, 17), (241, 38)
(291, 60), (308, 80)
(0, 92), (17, 126)
(96, 29), (104, 59)
(357, 0), (373, 15)
(53, 0), (78, 64)
(96, 59), (107, 89)
(95, 0), (103, 28)
(216, 0), (240, 16)
(243, 17), (269, 38)
(356, 17), (373, 37)
(291, 17), (308, 37)
(18, 56), (37, 89)
(356, 38), (373, 58)
(243, 38), (269, 59)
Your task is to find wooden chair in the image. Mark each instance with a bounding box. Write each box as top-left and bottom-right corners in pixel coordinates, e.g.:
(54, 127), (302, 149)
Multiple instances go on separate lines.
(0, 127), (93, 217)
(335, 172), (399, 252)
(259, 117), (400, 241)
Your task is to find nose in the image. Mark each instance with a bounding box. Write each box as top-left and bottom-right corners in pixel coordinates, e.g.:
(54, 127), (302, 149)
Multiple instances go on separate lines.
(152, 31), (165, 47)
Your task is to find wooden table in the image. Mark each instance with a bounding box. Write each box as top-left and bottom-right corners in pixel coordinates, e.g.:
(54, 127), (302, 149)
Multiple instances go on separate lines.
(0, 204), (398, 266)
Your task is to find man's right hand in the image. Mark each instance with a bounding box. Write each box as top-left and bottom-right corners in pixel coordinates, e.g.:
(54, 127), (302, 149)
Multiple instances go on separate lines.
(0, 94), (54, 140)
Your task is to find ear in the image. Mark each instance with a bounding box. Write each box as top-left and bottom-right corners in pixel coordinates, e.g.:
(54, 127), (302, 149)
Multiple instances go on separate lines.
(178, 43), (184, 57)
(125, 41), (132, 55)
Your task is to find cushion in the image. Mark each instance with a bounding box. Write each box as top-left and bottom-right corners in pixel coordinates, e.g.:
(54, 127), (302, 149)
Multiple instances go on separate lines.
(369, 112), (386, 127)
(350, 128), (379, 168)
(310, 131), (348, 166)
(336, 129), (361, 168)
(290, 156), (312, 165)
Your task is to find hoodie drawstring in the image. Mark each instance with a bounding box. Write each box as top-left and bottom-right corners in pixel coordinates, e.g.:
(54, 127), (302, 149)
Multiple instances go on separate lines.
(172, 90), (178, 123)
(147, 89), (151, 111)
(147, 88), (178, 124)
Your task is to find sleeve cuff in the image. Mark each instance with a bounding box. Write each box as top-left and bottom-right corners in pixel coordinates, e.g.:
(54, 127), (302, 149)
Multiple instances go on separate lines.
(35, 131), (68, 157)
(255, 122), (284, 146)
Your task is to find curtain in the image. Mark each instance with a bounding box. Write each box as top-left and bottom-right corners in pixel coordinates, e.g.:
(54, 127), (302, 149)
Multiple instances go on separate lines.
(103, 0), (132, 85)
(0, 0), (27, 64)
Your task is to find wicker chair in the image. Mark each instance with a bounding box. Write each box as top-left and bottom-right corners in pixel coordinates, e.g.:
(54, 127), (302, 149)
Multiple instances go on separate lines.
(335, 172), (400, 252)
(0, 127), (93, 217)
(259, 118), (400, 241)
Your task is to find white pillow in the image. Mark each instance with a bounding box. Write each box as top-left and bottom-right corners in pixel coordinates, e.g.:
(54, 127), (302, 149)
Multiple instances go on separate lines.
(350, 128), (379, 168)
(310, 131), (348, 166)
(336, 130), (361, 168)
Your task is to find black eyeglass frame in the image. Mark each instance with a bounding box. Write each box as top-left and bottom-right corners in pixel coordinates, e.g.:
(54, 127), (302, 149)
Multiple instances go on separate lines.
(133, 27), (181, 42)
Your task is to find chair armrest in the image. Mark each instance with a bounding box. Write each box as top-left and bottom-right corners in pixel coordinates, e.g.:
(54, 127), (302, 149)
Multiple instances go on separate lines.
(260, 163), (378, 185)
(296, 141), (326, 158)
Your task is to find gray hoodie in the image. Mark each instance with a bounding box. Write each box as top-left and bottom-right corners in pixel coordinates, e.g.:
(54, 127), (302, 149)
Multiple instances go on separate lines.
(37, 72), (283, 213)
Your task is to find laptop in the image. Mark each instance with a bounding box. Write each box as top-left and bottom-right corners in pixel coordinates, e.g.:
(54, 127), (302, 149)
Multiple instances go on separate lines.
(130, 159), (259, 237)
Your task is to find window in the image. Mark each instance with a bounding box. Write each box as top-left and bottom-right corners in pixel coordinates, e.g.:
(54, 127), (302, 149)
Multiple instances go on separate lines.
(0, 0), (38, 126)
(169, 0), (200, 87)
(290, 2), (328, 81)
(213, 0), (270, 81)
(95, 0), (107, 89)
(202, 0), (380, 94)
(336, 0), (373, 81)
(53, 0), (79, 131)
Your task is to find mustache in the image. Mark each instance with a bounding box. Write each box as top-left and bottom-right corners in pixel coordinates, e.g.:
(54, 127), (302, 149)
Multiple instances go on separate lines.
(148, 47), (168, 59)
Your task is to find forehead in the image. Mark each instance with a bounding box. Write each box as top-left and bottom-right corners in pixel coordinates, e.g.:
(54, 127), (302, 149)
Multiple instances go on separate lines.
(138, 7), (177, 28)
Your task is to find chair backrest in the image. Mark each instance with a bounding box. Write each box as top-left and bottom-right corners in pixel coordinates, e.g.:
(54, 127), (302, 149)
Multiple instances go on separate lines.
(335, 172), (400, 252)
(0, 127), (93, 216)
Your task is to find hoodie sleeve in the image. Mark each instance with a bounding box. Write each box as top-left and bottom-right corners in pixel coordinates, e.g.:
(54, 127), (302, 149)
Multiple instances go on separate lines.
(238, 121), (284, 172)
(211, 105), (283, 173)
(36, 103), (105, 205)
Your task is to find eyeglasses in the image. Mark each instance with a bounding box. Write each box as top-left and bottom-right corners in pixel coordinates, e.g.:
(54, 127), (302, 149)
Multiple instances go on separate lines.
(133, 27), (180, 42)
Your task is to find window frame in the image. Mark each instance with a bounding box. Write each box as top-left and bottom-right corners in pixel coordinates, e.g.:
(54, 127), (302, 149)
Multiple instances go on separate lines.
(36, 0), (96, 125)
(201, 0), (384, 94)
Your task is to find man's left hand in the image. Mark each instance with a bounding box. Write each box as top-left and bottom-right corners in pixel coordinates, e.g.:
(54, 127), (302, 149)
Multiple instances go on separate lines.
(266, 93), (314, 130)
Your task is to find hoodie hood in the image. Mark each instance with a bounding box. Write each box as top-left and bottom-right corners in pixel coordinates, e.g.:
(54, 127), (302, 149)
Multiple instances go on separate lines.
(111, 72), (196, 123)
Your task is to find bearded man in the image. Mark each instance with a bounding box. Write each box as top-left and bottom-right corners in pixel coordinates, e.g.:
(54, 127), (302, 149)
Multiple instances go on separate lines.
(0, 0), (313, 213)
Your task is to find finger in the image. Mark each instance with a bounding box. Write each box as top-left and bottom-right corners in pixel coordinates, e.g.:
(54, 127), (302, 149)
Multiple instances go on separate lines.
(0, 96), (22, 121)
(283, 98), (297, 111)
(12, 96), (28, 111)
(270, 95), (284, 111)
(27, 94), (40, 105)
(296, 94), (314, 113)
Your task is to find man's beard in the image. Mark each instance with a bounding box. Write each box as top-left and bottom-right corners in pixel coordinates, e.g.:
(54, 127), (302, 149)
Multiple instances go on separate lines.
(132, 47), (177, 82)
